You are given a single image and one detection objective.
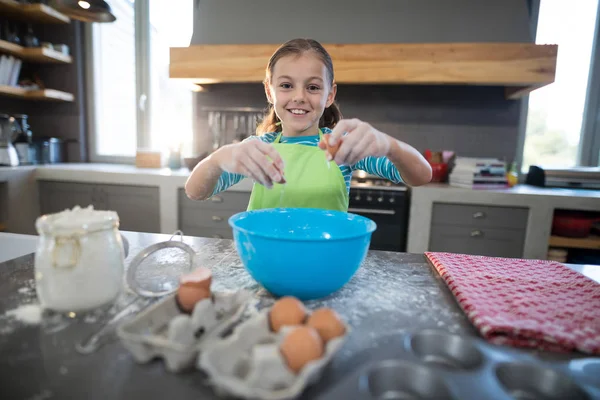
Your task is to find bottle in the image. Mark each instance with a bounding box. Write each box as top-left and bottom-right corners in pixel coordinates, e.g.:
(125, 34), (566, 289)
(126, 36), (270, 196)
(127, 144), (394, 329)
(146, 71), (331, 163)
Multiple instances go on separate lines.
(507, 162), (519, 187)
(12, 114), (32, 165)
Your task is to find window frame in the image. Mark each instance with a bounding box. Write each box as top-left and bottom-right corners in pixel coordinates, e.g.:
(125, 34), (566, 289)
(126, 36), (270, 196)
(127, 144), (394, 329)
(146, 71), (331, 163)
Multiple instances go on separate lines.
(579, 7), (600, 166)
(517, 0), (600, 171)
(85, 0), (151, 164)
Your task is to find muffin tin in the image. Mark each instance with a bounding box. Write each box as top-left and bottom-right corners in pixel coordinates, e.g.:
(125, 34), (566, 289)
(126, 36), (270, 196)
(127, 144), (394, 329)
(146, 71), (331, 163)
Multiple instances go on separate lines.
(198, 308), (350, 400)
(117, 290), (252, 372)
(317, 329), (600, 400)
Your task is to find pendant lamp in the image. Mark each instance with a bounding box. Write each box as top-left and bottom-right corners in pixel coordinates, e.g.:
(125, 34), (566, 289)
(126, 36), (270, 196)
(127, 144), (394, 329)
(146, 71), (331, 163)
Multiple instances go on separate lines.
(49, 0), (117, 23)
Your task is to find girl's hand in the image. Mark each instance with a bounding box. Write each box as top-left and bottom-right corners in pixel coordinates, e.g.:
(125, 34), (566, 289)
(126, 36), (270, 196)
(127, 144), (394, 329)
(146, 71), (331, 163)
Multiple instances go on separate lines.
(214, 140), (285, 188)
(327, 119), (391, 165)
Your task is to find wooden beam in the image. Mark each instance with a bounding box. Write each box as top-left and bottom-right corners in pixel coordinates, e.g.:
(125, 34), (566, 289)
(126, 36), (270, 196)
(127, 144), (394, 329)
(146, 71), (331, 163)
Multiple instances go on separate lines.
(505, 84), (547, 99)
(169, 43), (558, 98)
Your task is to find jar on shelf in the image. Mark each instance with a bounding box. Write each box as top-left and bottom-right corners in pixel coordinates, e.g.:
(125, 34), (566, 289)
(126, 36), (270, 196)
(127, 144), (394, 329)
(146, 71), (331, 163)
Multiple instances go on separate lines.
(34, 206), (126, 313)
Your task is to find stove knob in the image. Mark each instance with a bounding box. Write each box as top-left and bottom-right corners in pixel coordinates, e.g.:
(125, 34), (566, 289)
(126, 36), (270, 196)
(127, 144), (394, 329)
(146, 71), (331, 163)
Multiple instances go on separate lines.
(366, 195), (372, 202)
(389, 197), (395, 204)
(377, 196), (384, 203)
(354, 194), (361, 201)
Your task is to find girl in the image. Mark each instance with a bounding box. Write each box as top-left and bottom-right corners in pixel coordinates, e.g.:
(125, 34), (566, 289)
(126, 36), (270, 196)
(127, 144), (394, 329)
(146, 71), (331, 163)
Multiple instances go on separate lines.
(185, 38), (432, 211)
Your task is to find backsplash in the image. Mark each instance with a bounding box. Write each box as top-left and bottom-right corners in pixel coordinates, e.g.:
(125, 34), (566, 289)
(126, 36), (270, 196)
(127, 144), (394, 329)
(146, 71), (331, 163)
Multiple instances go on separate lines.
(193, 84), (522, 162)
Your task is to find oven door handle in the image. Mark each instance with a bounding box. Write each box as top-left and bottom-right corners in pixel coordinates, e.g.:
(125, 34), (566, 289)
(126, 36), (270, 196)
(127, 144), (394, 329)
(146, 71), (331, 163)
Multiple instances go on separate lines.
(348, 207), (396, 215)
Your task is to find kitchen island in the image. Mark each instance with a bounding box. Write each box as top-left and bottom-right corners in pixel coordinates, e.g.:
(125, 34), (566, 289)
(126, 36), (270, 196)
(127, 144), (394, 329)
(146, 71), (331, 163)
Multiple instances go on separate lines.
(0, 231), (599, 400)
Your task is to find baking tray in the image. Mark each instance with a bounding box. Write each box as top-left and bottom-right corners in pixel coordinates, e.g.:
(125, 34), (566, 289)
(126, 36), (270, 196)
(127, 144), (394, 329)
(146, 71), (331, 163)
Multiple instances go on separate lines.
(315, 329), (600, 400)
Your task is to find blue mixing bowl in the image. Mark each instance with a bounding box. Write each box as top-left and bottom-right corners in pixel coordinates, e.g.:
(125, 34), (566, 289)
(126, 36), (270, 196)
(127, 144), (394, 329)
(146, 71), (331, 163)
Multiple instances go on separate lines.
(228, 208), (377, 300)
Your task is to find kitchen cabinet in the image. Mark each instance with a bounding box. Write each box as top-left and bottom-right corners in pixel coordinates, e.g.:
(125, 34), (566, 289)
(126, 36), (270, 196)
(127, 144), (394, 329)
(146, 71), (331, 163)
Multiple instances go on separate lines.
(38, 181), (160, 233)
(178, 189), (250, 239)
(428, 202), (529, 258)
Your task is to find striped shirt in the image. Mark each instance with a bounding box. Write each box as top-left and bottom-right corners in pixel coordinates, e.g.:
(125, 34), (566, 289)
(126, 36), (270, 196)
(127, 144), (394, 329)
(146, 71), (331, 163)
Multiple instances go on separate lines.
(210, 127), (403, 196)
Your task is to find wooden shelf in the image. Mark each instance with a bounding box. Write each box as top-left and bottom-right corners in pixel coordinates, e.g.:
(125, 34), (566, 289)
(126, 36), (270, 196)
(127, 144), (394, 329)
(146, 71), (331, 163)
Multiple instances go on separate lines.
(0, 85), (74, 102)
(0, 38), (22, 57)
(0, 39), (72, 63)
(0, 0), (70, 24)
(549, 235), (600, 251)
(169, 43), (558, 99)
(21, 46), (72, 63)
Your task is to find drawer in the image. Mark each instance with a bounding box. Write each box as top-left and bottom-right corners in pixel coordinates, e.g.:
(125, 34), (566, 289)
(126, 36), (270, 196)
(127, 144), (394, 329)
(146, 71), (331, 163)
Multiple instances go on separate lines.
(178, 189), (250, 212)
(431, 203), (528, 230)
(429, 225), (525, 258)
(180, 209), (238, 230)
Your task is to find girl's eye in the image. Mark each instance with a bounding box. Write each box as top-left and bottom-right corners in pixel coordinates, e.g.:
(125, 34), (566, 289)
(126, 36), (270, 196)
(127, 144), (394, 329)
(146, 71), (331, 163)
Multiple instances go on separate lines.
(308, 85), (320, 91)
(280, 83), (292, 89)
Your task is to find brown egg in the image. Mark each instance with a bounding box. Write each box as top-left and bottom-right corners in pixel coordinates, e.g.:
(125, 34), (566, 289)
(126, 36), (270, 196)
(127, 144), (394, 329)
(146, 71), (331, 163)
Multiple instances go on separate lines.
(180, 267), (212, 291)
(269, 296), (307, 332)
(176, 286), (211, 314)
(306, 308), (346, 343)
(280, 326), (324, 374)
(321, 135), (341, 159)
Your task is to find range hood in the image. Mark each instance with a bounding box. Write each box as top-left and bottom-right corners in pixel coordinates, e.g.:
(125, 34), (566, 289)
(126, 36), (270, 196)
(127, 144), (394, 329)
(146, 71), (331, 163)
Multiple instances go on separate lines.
(169, 0), (557, 99)
(169, 42), (557, 99)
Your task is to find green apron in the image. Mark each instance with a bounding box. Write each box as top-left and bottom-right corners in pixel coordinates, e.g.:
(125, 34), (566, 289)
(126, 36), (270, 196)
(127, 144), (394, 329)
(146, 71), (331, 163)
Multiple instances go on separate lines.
(247, 129), (349, 211)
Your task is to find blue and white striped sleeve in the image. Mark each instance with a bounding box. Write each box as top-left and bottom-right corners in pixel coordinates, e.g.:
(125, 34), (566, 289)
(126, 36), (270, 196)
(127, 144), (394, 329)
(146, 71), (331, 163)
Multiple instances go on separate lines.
(352, 156), (403, 184)
(210, 133), (276, 196)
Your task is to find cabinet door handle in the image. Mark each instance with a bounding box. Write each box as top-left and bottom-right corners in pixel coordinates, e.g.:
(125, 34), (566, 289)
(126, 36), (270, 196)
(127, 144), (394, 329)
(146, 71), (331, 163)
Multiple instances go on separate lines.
(470, 230), (484, 238)
(472, 212), (486, 219)
(212, 216), (223, 222)
(211, 196), (223, 203)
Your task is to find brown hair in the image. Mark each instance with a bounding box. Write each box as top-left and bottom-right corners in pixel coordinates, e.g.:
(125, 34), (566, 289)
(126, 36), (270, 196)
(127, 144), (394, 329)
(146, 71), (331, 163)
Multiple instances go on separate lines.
(256, 38), (342, 135)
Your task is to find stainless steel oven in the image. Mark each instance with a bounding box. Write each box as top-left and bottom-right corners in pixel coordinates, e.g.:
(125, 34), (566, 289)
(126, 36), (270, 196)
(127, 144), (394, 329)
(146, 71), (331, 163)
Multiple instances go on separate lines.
(348, 184), (410, 252)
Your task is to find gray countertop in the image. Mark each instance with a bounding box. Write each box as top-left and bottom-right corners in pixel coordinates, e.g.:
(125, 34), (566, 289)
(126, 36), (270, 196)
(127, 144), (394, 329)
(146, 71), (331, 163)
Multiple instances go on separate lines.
(0, 232), (598, 400)
(408, 184), (600, 260)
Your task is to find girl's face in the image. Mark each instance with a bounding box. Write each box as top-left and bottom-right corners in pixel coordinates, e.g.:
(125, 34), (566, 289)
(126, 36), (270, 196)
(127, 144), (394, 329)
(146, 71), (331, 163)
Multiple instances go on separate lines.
(266, 52), (337, 136)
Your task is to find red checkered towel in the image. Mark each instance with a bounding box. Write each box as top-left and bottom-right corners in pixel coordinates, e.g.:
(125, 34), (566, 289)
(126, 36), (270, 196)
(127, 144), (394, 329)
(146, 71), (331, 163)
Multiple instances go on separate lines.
(425, 252), (600, 354)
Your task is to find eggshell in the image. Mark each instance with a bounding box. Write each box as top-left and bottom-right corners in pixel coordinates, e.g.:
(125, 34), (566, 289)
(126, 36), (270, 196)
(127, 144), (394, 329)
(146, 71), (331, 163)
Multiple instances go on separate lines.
(269, 296), (307, 332)
(180, 267), (212, 291)
(279, 326), (324, 374)
(321, 135), (341, 159)
(176, 286), (211, 314)
(306, 308), (346, 342)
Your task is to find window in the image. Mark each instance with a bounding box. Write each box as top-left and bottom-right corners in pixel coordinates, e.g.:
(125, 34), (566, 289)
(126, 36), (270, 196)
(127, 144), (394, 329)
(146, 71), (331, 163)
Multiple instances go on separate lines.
(87, 0), (194, 162)
(522, 0), (600, 171)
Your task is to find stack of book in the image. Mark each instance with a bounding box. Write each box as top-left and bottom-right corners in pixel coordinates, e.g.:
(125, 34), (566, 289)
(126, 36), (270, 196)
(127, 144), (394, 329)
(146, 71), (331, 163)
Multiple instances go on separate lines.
(449, 157), (509, 189)
(0, 55), (22, 87)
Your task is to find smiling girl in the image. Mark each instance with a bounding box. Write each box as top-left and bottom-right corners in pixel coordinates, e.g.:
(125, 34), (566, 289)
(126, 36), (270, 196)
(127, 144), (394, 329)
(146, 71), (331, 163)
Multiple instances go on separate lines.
(185, 38), (432, 211)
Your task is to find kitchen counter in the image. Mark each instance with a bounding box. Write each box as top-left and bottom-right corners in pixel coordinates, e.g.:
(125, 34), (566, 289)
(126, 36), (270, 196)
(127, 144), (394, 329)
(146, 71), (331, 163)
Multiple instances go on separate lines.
(1, 231), (599, 400)
(408, 183), (600, 260)
(3, 164), (600, 259)
(0, 232), (38, 264)
(0, 163), (253, 235)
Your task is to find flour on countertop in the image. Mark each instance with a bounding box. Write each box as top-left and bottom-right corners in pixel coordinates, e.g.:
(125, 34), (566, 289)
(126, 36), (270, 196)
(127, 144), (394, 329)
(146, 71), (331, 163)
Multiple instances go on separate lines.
(5, 303), (42, 325)
(18, 286), (34, 295)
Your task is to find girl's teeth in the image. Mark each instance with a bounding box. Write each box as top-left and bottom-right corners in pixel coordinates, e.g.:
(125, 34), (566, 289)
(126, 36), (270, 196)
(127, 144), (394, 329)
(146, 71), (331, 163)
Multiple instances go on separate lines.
(290, 109), (307, 115)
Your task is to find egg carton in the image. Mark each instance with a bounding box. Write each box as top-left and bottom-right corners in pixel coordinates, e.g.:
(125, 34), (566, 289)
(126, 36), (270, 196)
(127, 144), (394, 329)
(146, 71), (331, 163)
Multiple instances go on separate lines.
(315, 329), (600, 400)
(116, 290), (252, 373)
(197, 308), (351, 400)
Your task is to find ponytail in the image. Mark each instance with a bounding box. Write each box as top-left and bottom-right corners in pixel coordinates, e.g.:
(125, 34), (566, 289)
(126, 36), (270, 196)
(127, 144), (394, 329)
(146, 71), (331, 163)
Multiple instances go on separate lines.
(319, 101), (342, 130)
(256, 104), (281, 135)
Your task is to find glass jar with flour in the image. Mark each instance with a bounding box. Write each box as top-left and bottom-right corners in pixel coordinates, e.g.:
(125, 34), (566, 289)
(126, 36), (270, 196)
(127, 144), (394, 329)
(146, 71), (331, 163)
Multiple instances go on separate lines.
(34, 206), (126, 312)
